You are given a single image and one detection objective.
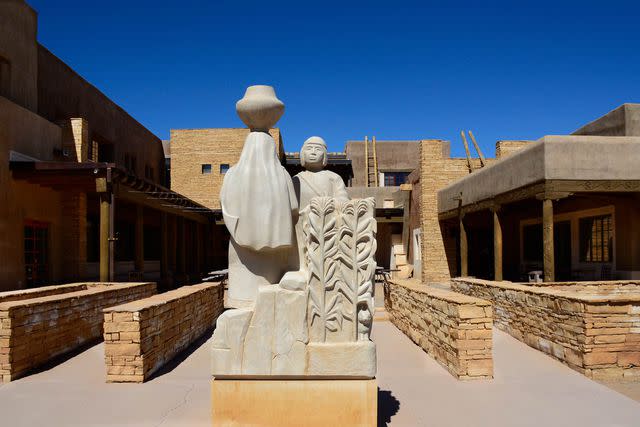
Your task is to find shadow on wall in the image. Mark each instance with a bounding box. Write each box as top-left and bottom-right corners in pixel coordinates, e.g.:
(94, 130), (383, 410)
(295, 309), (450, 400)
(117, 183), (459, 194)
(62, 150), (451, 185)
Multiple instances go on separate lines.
(378, 388), (400, 427)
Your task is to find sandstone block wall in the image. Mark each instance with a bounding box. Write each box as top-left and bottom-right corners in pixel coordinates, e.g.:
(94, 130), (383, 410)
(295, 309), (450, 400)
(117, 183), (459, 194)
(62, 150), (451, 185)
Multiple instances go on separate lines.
(103, 282), (224, 382)
(0, 282), (156, 382)
(384, 279), (493, 379)
(452, 278), (640, 381)
(170, 128), (282, 210)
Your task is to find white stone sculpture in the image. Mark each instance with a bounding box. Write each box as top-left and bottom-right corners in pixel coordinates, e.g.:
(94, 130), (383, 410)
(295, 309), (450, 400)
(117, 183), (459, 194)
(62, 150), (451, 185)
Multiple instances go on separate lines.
(292, 136), (349, 269)
(220, 85), (298, 308)
(212, 86), (377, 379)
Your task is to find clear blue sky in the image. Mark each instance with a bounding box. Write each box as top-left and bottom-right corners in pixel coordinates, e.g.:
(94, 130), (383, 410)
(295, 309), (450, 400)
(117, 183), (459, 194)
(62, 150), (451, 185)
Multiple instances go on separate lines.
(30, 0), (640, 156)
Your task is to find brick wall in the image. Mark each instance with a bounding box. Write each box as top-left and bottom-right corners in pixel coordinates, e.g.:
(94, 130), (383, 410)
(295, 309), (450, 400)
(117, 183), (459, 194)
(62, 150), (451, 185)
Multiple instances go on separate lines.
(170, 128), (282, 210)
(0, 282), (156, 382)
(420, 140), (494, 283)
(384, 279), (493, 380)
(495, 140), (533, 159)
(452, 278), (640, 380)
(103, 282), (224, 382)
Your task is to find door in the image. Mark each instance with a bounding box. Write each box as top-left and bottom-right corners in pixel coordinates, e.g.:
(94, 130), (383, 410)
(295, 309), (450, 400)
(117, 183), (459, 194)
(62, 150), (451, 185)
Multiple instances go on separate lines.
(554, 220), (572, 281)
(24, 220), (50, 287)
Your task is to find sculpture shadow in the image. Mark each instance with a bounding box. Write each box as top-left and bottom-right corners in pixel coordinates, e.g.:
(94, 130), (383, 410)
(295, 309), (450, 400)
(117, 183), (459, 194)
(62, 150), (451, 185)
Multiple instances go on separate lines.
(378, 387), (400, 427)
(146, 328), (215, 381)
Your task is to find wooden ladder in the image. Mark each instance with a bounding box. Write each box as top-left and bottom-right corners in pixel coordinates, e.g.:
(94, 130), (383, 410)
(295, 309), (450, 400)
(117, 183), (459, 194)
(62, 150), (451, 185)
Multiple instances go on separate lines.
(364, 136), (378, 187)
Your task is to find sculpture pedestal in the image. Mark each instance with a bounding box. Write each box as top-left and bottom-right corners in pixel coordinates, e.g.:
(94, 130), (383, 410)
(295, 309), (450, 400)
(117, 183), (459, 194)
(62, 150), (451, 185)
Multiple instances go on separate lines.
(211, 378), (378, 427)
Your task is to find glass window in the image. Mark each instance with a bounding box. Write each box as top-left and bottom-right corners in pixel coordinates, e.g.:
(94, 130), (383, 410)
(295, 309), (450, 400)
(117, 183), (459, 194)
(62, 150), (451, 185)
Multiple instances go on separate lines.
(220, 164), (230, 174)
(383, 172), (409, 187)
(580, 215), (612, 262)
(202, 164), (212, 174)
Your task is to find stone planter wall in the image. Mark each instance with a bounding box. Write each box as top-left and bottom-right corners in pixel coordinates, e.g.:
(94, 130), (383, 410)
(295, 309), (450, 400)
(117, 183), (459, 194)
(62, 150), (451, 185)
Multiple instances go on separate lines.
(103, 282), (224, 382)
(0, 282), (156, 382)
(452, 278), (640, 381)
(384, 280), (493, 380)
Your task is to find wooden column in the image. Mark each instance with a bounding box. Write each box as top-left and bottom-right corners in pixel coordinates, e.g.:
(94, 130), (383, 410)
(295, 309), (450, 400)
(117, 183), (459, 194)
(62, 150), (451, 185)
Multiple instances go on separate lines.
(493, 207), (503, 281)
(99, 193), (110, 282)
(134, 205), (144, 272)
(542, 198), (555, 282)
(160, 212), (168, 280)
(460, 215), (468, 277)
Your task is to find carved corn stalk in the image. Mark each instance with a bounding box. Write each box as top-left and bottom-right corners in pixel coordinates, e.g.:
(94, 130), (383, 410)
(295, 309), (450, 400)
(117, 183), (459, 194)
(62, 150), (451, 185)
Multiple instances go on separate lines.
(337, 198), (377, 341)
(306, 197), (342, 342)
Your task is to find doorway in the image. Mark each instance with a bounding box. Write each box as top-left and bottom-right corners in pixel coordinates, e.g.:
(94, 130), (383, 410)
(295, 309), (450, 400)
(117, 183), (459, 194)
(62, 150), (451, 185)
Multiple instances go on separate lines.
(24, 220), (50, 287)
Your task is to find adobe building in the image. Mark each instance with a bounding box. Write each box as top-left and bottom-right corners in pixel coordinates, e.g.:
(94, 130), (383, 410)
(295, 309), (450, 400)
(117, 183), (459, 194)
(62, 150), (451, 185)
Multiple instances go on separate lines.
(434, 105), (640, 283)
(0, 1), (215, 291)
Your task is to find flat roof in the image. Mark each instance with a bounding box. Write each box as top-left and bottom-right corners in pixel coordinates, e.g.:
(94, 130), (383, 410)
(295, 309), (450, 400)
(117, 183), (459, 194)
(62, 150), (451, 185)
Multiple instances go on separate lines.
(437, 135), (640, 215)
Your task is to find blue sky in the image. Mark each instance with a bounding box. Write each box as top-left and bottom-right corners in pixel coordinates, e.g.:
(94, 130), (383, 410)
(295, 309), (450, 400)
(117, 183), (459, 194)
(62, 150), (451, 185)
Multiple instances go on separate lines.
(30, 0), (640, 156)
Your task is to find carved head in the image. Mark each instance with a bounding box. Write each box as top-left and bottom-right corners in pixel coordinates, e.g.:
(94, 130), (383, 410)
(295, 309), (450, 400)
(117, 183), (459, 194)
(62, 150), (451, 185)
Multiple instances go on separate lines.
(300, 136), (328, 171)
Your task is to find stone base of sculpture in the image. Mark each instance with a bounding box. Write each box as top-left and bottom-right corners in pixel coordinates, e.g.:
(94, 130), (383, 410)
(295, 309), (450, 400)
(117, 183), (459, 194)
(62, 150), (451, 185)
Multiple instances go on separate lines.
(211, 378), (378, 427)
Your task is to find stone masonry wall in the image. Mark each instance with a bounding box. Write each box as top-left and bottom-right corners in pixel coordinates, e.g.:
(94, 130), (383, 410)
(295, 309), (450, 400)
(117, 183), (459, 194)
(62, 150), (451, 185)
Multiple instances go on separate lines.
(385, 279), (493, 379)
(170, 128), (282, 210)
(452, 278), (640, 380)
(103, 282), (224, 382)
(0, 282), (156, 382)
(420, 140), (491, 283)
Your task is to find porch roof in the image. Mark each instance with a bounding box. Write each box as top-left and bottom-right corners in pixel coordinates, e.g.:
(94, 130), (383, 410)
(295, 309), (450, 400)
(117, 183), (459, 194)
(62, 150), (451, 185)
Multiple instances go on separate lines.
(438, 135), (640, 218)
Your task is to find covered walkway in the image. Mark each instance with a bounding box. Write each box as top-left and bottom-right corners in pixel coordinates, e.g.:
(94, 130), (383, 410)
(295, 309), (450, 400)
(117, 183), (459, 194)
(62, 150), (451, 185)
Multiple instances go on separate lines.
(0, 321), (639, 426)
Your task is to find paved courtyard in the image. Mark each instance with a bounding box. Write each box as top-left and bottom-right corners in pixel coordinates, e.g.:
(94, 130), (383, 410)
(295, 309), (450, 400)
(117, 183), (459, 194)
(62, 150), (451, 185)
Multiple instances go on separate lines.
(1, 319), (639, 426)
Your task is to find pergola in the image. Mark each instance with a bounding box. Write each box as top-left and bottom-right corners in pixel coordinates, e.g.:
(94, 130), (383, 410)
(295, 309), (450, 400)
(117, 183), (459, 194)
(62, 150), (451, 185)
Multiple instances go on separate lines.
(10, 161), (219, 282)
(437, 136), (640, 282)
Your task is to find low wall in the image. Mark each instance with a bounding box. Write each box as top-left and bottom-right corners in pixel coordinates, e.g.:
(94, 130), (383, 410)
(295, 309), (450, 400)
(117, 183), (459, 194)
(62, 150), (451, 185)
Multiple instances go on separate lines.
(103, 282), (224, 382)
(384, 280), (493, 380)
(452, 278), (640, 381)
(0, 282), (156, 382)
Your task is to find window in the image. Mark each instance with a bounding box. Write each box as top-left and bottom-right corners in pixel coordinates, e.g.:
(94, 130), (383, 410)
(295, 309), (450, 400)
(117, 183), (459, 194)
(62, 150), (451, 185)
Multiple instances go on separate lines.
(383, 172), (409, 187)
(220, 164), (229, 174)
(202, 164), (212, 174)
(580, 215), (612, 262)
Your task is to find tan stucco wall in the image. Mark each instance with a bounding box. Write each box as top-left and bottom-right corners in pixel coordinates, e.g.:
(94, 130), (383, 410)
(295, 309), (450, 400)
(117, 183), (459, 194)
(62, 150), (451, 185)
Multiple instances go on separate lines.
(345, 140), (421, 187)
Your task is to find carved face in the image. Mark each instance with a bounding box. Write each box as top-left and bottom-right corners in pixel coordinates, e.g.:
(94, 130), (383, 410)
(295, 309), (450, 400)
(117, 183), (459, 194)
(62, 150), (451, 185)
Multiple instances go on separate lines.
(301, 142), (327, 170)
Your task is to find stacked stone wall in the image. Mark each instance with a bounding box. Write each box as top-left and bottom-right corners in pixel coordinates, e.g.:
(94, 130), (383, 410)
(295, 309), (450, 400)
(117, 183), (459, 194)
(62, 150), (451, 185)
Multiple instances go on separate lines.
(103, 282), (224, 382)
(384, 280), (493, 379)
(452, 278), (640, 380)
(0, 282), (156, 382)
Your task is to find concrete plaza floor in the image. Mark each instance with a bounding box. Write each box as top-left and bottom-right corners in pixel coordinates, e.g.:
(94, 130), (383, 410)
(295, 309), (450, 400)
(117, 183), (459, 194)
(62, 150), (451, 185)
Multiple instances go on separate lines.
(1, 320), (640, 426)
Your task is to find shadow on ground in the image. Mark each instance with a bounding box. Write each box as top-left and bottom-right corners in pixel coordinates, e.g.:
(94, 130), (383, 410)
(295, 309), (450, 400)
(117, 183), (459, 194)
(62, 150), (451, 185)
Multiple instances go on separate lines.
(146, 328), (215, 381)
(378, 388), (400, 426)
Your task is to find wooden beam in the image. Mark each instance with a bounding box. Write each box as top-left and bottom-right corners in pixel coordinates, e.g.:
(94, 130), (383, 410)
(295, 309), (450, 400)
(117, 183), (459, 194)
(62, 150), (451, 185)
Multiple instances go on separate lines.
(542, 198), (555, 282)
(364, 136), (369, 187)
(460, 131), (474, 173)
(99, 193), (110, 281)
(460, 216), (468, 277)
(493, 206), (503, 281)
(468, 131), (486, 167)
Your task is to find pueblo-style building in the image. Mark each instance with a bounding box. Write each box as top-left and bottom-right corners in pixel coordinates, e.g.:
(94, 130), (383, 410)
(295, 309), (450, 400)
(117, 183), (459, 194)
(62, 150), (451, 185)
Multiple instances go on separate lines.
(0, 1), (215, 291)
(435, 106), (640, 283)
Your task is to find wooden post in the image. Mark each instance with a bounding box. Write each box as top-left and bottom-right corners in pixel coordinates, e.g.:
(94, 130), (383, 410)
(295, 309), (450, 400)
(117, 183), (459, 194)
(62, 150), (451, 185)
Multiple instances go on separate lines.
(542, 198), (555, 282)
(468, 131), (486, 167)
(99, 193), (110, 282)
(364, 136), (369, 187)
(160, 212), (168, 280)
(460, 215), (468, 277)
(460, 131), (474, 173)
(134, 205), (144, 272)
(493, 207), (503, 281)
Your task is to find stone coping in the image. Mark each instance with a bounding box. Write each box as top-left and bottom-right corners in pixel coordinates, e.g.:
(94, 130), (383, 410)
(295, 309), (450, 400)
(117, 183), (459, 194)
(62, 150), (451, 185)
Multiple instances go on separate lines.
(389, 279), (491, 306)
(524, 280), (640, 288)
(452, 278), (640, 304)
(104, 282), (221, 313)
(0, 282), (116, 303)
(0, 283), (155, 310)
